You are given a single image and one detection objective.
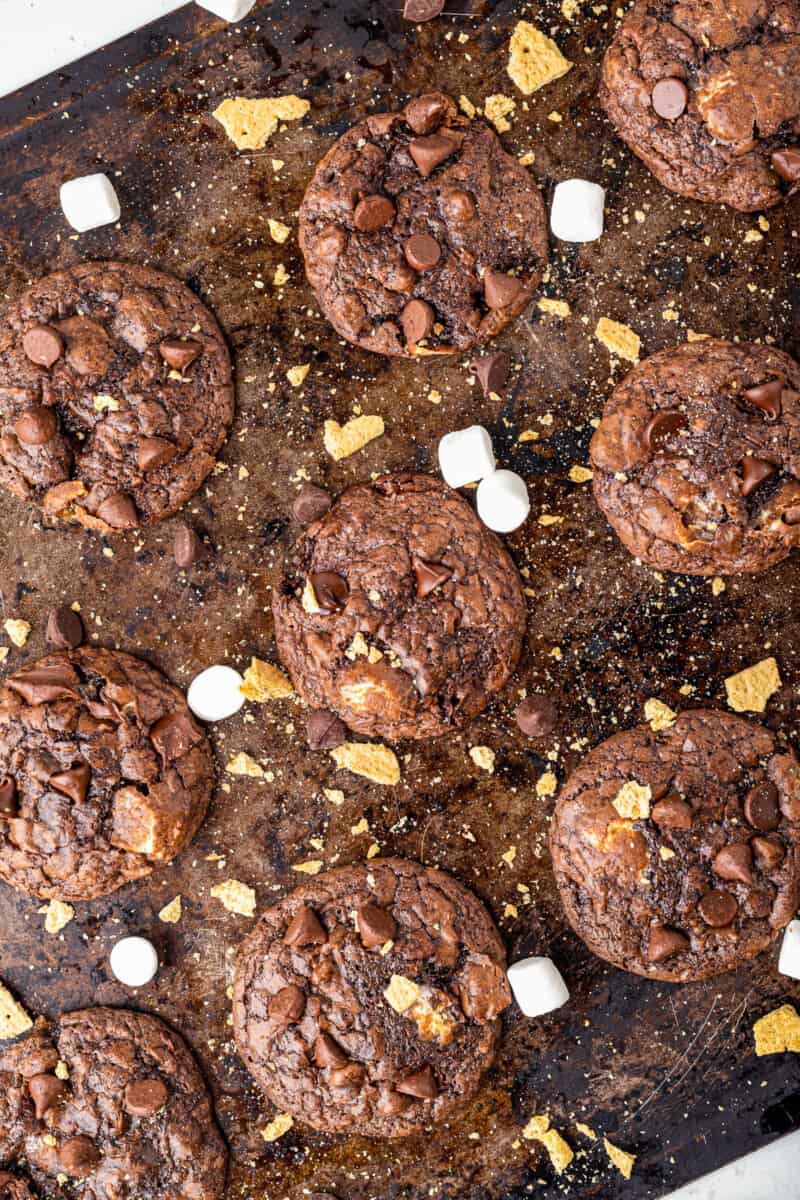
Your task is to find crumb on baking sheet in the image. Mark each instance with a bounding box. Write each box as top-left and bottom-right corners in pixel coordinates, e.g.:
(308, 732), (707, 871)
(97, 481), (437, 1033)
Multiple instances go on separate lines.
(507, 21), (572, 95)
(212, 95), (309, 151)
(724, 657), (781, 713)
(595, 317), (641, 363)
(0, 982), (33, 1040)
(241, 657), (293, 702)
(323, 415), (385, 460)
(331, 742), (400, 785)
(210, 878), (256, 917)
(753, 1004), (800, 1055)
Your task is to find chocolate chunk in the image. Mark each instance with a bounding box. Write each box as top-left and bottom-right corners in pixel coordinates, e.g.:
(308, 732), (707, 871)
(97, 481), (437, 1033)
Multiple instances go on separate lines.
(329, 1063), (365, 1090)
(46, 606), (84, 650)
(412, 557), (451, 598)
(646, 925), (689, 963)
(60, 1135), (100, 1177)
(698, 889), (737, 927)
(269, 984), (306, 1023)
(50, 763), (91, 804)
(403, 0), (444, 20)
(150, 711), (201, 760)
(123, 1078), (168, 1117)
(472, 352), (510, 399)
(651, 78), (688, 120)
(0, 776), (16, 817)
(441, 189), (476, 223)
(743, 378), (783, 420)
(514, 693), (558, 737)
(174, 523), (207, 568)
(307, 708), (347, 751)
(752, 834), (785, 871)
(137, 437), (178, 473)
(354, 195), (395, 232)
(744, 781), (780, 831)
(28, 1072), (67, 1118)
(404, 234), (441, 271)
(740, 456), (777, 497)
(14, 405), (58, 445)
(771, 148), (800, 182)
(396, 1065), (438, 1100)
(645, 409), (687, 452)
(7, 662), (79, 705)
(404, 94), (449, 135)
(96, 492), (139, 530)
(401, 298), (434, 344)
(310, 571), (349, 613)
(357, 902), (397, 948)
(483, 269), (523, 310)
(292, 483), (332, 525)
(409, 133), (458, 177)
(651, 795), (693, 829)
(314, 1032), (349, 1069)
(284, 905), (327, 947)
(22, 324), (63, 368)
(713, 843), (753, 885)
(158, 338), (203, 370)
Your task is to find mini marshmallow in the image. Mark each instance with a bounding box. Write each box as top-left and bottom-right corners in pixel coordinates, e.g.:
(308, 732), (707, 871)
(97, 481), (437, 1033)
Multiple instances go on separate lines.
(550, 178), (605, 243)
(187, 664), (245, 722)
(59, 173), (120, 233)
(507, 956), (570, 1017)
(196, 0), (257, 19)
(110, 937), (158, 988)
(476, 469), (530, 533)
(779, 919), (800, 980)
(438, 425), (495, 489)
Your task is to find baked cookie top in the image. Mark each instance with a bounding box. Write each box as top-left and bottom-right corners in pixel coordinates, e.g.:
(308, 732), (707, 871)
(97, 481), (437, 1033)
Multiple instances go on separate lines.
(0, 1007), (227, 1199)
(0, 647), (214, 900)
(0, 261), (233, 531)
(600, 0), (800, 211)
(298, 93), (548, 356)
(273, 473), (526, 740)
(550, 709), (800, 982)
(233, 858), (511, 1138)
(590, 339), (800, 575)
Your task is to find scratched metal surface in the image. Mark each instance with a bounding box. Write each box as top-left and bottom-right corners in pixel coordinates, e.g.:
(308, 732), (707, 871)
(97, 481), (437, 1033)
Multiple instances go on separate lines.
(0, 1), (799, 1197)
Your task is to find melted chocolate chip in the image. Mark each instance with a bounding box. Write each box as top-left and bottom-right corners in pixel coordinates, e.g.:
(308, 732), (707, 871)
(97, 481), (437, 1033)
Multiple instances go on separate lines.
(483, 269), (524, 310)
(698, 889), (737, 927)
(412, 557), (451, 598)
(14, 405), (58, 446)
(396, 1065), (438, 1099)
(409, 133), (458, 177)
(744, 781), (780, 831)
(96, 492), (139, 530)
(404, 94), (449, 135)
(159, 338), (203, 370)
(401, 298), (435, 344)
(0, 776), (17, 817)
(651, 77), (688, 120)
(740, 456), (777, 497)
(284, 906), (327, 947)
(645, 409), (687, 452)
(472, 352), (510, 398)
(124, 1078), (168, 1117)
(713, 843), (753, 885)
(174, 524), (208, 568)
(293, 483), (332, 525)
(49, 763), (91, 804)
(150, 711), (201, 761)
(646, 925), (689, 963)
(771, 148), (800, 182)
(306, 708), (347, 751)
(28, 1073), (67, 1119)
(357, 902), (397, 948)
(743, 378), (783, 420)
(404, 233), (441, 271)
(651, 795), (693, 829)
(22, 325), (63, 368)
(269, 984), (306, 1023)
(138, 437), (178, 473)
(6, 662), (79, 705)
(310, 571), (349, 613)
(314, 1032), (349, 1069)
(60, 1135), (100, 1177)
(354, 195), (395, 232)
(515, 694), (558, 737)
(402, 0), (445, 20)
(46, 606), (84, 650)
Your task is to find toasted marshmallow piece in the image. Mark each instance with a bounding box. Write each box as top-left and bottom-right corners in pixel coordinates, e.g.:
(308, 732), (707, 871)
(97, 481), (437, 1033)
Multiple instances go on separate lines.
(507, 956), (570, 1017)
(550, 178), (605, 243)
(438, 425), (496, 489)
(59, 174), (121, 233)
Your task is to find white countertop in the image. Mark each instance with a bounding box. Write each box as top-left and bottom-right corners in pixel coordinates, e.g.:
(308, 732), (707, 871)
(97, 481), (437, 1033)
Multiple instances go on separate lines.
(0, 1), (798, 1197)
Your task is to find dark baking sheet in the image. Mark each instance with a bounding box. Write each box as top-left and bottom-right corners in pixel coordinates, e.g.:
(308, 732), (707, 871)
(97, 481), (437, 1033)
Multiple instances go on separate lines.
(0, 1), (799, 1197)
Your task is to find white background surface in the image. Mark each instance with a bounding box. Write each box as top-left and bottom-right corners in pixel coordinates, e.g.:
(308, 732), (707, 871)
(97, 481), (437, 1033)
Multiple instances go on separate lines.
(0, 1), (799, 1196)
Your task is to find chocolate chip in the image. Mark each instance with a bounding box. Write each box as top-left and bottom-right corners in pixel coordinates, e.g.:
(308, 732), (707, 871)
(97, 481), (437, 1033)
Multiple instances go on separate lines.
(174, 524), (208, 568)
(6, 662), (79, 705)
(0, 777), (17, 817)
(354, 195), (396, 232)
(385, 263), (417, 293)
(698, 889), (737, 927)
(651, 77), (688, 120)
(292, 483), (332, 525)
(96, 492), (139, 530)
(404, 94), (449, 135)
(646, 925), (689, 963)
(46, 606), (84, 650)
(740, 456), (777, 497)
(651, 795), (693, 829)
(743, 378), (783, 420)
(22, 325), (63, 368)
(357, 902), (397, 948)
(14, 405), (58, 446)
(412, 557), (451, 598)
(515, 694), (558, 737)
(483, 269), (524, 310)
(150, 711), (201, 761)
(159, 338), (203, 370)
(401, 298), (435, 345)
(310, 571), (349, 613)
(284, 905), (327, 947)
(645, 409), (688, 452)
(744, 781), (780, 831)
(307, 708), (347, 750)
(752, 834), (785, 871)
(771, 148), (800, 182)
(409, 133), (458, 177)
(396, 1065), (438, 1099)
(314, 1032), (349, 1069)
(441, 189), (476, 222)
(713, 843), (753, 885)
(60, 1135), (100, 1177)
(123, 1078), (168, 1117)
(269, 984), (306, 1023)
(28, 1073), (67, 1118)
(329, 1063), (365, 1089)
(49, 763), (90, 804)
(472, 352), (510, 399)
(404, 234), (441, 271)
(403, 0), (444, 21)
(137, 437), (178, 473)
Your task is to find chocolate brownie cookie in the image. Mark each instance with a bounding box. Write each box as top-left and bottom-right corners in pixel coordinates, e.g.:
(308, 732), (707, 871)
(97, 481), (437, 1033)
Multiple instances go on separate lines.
(273, 474), (526, 740)
(298, 93), (548, 356)
(550, 709), (800, 982)
(0, 1173), (33, 1200)
(590, 339), (800, 575)
(0, 261), (233, 530)
(600, 0), (800, 211)
(0, 1007), (227, 1198)
(0, 647), (214, 900)
(233, 858), (511, 1137)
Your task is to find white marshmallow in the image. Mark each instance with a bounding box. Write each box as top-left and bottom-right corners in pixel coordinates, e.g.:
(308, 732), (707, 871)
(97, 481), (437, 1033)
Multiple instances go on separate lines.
(476, 469), (530, 533)
(110, 937), (158, 988)
(59, 173), (120, 233)
(196, 0), (257, 19)
(438, 425), (495, 489)
(550, 178), (606, 243)
(779, 919), (800, 979)
(507, 956), (570, 1017)
(187, 664), (245, 723)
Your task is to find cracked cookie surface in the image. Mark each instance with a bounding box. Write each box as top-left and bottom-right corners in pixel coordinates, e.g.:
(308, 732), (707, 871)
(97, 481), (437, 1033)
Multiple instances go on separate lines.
(0, 1006), (227, 1199)
(298, 93), (548, 356)
(600, 0), (800, 211)
(0, 261), (233, 530)
(273, 473), (526, 740)
(233, 858), (511, 1137)
(0, 647), (214, 900)
(550, 709), (800, 982)
(590, 339), (800, 575)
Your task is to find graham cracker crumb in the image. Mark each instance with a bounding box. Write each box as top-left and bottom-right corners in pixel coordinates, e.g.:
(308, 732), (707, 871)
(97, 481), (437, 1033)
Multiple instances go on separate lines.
(158, 895), (183, 924)
(539, 298), (571, 318)
(523, 1114), (574, 1175)
(595, 317), (641, 363)
(568, 464), (593, 482)
(644, 698), (677, 731)
(754, 1004), (800, 1055)
(267, 218), (291, 243)
(324, 415), (385, 461)
(291, 859), (324, 875)
(4, 619), (30, 648)
(331, 742), (400, 786)
(507, 21), (573, 95)
(604, 1138), (636, 1180)
(725, 657), (781, 713)
(261, 1112), (293, 1142)
(241, 657), (293, 702)
(41, 899), (74, 934)
(612, 780), (651, 820)
(210, 879), (256, 917)
(384, 974), (420, 1013)
(469, 745), (495, 773)
(226, 752), (265, 778)
(536, 771), (558, 797)
(0, 982), (33, 1039)
(212, 95), (309, 151)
